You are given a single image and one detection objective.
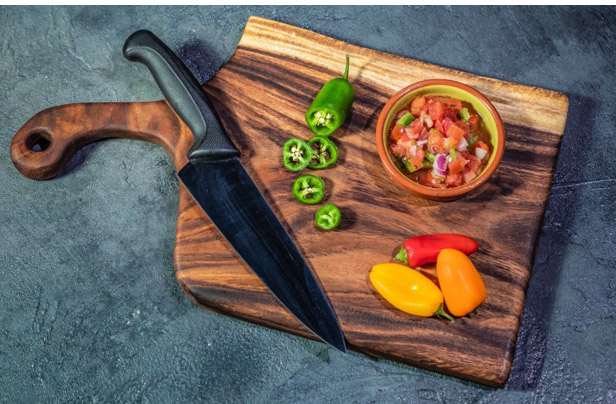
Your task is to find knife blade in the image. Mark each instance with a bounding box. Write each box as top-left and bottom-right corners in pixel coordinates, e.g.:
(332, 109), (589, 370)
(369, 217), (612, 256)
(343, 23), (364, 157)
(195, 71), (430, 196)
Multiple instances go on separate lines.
(123, 30), (345, 352)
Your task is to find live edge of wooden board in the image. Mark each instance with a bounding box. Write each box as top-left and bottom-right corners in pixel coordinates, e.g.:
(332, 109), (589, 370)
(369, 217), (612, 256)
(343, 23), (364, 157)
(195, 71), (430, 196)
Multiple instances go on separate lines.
(10, 17), (569, 387)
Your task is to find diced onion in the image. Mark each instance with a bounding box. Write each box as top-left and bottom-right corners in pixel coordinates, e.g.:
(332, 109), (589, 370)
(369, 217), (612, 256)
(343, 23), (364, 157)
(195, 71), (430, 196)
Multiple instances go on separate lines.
(435, 153), (447, 170)
(432, 167), (446, 178)
(420, 111), (433, 129)
(475, 147), (488, 160)
(458, 137), (468, 151)
(432, 153), (447, 177)
(417, 139), (428, 147)
(404, 127), (418, 140)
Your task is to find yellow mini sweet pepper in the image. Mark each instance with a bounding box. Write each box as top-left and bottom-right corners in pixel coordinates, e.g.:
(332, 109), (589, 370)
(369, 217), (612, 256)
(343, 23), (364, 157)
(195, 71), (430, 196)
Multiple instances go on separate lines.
(370, 263), (454, 321)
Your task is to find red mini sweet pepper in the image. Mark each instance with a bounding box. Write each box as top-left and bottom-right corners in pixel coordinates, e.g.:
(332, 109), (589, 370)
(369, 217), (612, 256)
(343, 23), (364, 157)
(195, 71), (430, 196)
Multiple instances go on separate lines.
(395, 234), (479, 267)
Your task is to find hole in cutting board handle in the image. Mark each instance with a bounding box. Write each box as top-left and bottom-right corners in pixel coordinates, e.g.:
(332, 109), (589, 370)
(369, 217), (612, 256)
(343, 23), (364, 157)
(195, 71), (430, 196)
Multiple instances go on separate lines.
(25, 130), (51, 153)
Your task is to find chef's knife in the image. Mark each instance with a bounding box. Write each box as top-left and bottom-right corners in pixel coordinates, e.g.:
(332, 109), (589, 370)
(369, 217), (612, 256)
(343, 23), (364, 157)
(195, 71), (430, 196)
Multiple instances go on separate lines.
(122, 30), (345, 352)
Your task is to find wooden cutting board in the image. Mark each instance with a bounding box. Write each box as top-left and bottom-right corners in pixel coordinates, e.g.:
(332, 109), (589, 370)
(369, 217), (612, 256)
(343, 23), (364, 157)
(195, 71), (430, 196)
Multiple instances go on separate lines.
(10, 17), (569, 386)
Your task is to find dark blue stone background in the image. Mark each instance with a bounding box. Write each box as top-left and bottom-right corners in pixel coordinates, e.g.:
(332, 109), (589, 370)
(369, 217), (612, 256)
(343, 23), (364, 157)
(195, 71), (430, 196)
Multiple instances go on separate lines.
(1, 5), (614, 403)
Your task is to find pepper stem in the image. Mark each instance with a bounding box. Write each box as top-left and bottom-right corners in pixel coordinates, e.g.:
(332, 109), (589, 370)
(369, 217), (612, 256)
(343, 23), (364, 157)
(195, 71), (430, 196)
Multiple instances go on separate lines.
(343, 54), (350, 81)
(434, 304), (455, 322)
(394, 246), (408, 265)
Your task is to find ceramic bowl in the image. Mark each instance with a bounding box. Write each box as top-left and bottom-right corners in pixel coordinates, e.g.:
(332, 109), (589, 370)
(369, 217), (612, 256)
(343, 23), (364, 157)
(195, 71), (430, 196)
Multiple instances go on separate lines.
(376, 79), (505, 201)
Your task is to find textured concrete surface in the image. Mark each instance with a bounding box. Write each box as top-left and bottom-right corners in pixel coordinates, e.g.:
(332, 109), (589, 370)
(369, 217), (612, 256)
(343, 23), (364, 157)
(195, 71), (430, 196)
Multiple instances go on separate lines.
(1, 6), (615, 403)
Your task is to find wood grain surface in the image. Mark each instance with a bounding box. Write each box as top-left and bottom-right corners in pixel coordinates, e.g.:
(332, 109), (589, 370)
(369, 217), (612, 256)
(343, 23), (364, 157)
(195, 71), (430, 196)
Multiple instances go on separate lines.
(10, 17), (569, 386)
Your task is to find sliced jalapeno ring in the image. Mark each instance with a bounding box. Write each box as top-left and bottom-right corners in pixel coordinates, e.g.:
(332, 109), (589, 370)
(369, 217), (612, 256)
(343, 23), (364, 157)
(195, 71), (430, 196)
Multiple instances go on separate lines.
(315, 204), (341, 231)
(307, 136), (338, 169)
(283, 138), (312, 172)
(292, 175), (325, 205)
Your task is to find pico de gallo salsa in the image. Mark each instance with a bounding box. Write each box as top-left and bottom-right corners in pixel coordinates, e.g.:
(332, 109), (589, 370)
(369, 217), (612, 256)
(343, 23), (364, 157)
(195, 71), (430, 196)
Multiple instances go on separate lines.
(388, 95), (492, 188)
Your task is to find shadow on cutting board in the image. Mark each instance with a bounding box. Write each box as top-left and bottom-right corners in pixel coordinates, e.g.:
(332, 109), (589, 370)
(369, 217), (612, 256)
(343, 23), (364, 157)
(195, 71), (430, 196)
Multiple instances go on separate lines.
(506, 94), (592, 390)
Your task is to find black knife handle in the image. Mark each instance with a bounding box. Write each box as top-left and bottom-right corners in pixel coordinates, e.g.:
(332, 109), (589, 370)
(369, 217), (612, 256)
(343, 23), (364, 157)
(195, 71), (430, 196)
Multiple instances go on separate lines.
(123, 30), (239, 161)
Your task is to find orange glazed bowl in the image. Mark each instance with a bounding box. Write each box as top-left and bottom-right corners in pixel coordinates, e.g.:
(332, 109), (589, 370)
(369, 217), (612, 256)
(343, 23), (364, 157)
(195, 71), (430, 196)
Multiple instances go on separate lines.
(376, 79), (505, 201)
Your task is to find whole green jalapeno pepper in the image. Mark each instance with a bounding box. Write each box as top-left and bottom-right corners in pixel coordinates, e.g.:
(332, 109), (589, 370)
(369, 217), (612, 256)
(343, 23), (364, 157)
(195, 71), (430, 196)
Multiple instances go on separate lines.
(293, 175), (325, 204)
(307, 136), (338, 169)
(305, 55), (355, 137)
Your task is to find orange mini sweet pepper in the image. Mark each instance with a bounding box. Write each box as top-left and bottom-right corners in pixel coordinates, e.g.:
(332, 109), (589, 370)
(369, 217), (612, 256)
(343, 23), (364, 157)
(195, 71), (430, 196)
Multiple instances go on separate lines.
(436, 249), (487, 316)
(370, 263), (453, 321)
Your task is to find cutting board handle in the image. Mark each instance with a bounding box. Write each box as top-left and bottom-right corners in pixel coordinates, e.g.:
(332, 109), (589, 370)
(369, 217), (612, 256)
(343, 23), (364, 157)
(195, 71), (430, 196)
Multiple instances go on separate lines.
(10, 100), (192, 180)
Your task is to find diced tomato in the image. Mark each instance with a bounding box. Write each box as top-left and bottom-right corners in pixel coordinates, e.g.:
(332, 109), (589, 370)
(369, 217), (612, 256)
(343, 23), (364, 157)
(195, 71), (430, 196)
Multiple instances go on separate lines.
(468, 115), (481, 131)
(462, 167), (477, 183)
(416, 148), (425, 161)
(393, 138), (414, 157)
(431, 174), (447, 188)
(446, 173), (462, 187)
(428, 101), (446, 122)
(455, 120), (471, 139)
(449, 99), (463, 111)
(441, 118), (453, 134)
(409, 119), (424, 136)
(445, 109), (458, 120)
(466, 155), (482, 174)
(424, 171), (437, 186)
(437, 97), (463, 111)
(419, 170), (447, 188)
(417, 170), (431, 187)
(390, 124), (405, 142)
(390, 141), (408, 157)
(428, 131), (447, 153)
(410, 148), (425, 170)
(444, 136), (460, 149)
(448, 160), (463, 175)
(434, 119), (443, 133)
(448, 155), (467, 175)
(410, 96), (426, 116)
(446, 124), (465, 141)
